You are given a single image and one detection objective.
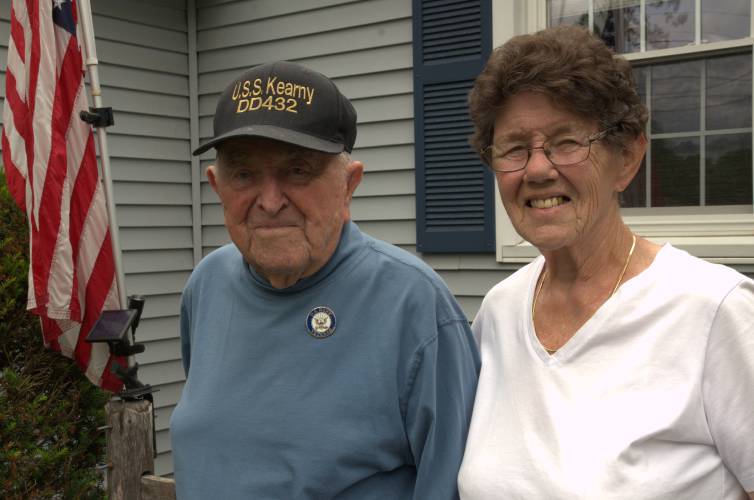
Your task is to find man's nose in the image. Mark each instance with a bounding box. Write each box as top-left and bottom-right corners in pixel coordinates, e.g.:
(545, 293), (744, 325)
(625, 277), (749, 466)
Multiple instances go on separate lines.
(256, 174), (289, 214)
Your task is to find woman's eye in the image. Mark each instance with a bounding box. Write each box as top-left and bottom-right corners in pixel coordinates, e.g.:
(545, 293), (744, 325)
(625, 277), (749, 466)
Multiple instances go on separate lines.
(502, 145), (527, 158)
(551, 137), (581, 148)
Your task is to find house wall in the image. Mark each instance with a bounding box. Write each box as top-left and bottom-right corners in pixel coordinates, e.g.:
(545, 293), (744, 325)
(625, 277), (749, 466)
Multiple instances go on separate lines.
(2, 0), (751, 478)
(89, 0), (192, 476)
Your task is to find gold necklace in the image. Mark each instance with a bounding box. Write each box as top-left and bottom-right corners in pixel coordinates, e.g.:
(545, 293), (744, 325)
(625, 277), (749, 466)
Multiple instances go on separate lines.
(532, 233), (637, 354)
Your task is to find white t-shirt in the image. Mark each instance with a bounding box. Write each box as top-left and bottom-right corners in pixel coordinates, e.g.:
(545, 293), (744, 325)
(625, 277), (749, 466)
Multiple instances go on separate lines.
(458, 245), (754, 499)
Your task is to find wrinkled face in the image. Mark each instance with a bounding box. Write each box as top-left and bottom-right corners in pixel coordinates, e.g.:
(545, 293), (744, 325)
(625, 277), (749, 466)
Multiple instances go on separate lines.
(492, 91), (642, 252)
(207, 137), (363, 288)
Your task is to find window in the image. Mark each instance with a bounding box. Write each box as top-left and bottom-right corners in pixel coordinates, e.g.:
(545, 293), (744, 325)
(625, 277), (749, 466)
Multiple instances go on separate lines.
(627, 55), (752, 210)
(493, 0), (754, 263)
(552, 0), (753, 212)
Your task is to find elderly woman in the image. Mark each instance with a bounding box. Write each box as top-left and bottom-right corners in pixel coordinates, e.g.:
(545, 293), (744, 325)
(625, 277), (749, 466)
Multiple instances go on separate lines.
(457, 26), (754, 499)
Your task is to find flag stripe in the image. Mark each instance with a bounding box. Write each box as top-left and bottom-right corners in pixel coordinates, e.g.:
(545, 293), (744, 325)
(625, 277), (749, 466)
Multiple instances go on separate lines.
(2, 65), (31, 210)
(65, 134), (99, 321)
(74, 229), (114, 365)
(25, 0), (40, 225)
(36, 35), (88, 319)
(3, 70), (30, 145)
(2, 0), (124, 392)
(65, 68), (99, 322)
(41, 316), (63, 349)
(2, 133), (27, 209)
(29, 2), (67, 313)
(6, 29), (28, 101)
(10, 6), (26, 64)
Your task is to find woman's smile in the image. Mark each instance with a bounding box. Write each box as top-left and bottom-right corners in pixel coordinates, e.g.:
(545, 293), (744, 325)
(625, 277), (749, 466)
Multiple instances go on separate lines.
(527, 196), (570, 209)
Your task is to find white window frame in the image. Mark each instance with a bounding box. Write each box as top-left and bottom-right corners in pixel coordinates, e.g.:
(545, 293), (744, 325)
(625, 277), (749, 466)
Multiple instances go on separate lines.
(492, 0), (754, 264)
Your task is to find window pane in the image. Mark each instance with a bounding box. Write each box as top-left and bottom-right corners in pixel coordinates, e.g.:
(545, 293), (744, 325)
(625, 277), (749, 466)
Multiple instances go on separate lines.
(651, 137), (700, 206)
(624, 66), (648, 208)
(633, 66), (648, 106)
(702, 0), (750, 43)
(646, 0), (695, 50)
(594, 0), (641, 53)
(623, 157), (647, 207)
(706, 133), (753, 205)
(651, 60), (701, 133)
(549, 0), (588, 27)
(706, 53), (752, 130)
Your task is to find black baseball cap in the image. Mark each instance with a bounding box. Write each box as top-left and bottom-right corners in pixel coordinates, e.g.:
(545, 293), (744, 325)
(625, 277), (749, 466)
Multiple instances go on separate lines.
(193, 61), (357, 156)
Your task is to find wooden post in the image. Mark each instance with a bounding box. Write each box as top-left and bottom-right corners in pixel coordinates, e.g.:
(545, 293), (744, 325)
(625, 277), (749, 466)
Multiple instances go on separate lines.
(140, 475), (176, 500)
(105, 399), (154, 500)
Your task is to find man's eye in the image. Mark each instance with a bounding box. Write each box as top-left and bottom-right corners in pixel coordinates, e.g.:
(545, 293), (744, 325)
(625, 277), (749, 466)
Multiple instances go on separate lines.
(233, 169), (253, 180)
(287, 164), (317, 181)
(228, 169), (255, 186)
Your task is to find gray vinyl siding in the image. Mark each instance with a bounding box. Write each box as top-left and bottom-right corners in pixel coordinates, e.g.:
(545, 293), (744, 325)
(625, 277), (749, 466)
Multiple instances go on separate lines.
(92, 0), (190, 476)
(2, 0), (752, 482)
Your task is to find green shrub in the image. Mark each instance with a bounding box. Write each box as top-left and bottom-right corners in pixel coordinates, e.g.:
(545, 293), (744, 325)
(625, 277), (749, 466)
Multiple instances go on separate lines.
(1, 168), (109, 500)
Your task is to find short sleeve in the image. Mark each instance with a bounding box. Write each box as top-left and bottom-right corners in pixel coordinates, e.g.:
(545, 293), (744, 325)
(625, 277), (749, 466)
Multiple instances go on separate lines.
(702, 278), (754, 492)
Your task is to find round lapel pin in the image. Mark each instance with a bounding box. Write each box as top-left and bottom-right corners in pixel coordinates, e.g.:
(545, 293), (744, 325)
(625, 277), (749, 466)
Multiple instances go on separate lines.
(306, 306), (337, 339)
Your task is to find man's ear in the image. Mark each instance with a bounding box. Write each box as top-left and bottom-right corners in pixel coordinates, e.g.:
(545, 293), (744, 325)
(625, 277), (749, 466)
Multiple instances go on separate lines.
(343, 160), (364, 220)
(207, 164), (220, 194)
(616, 134), (647, 193)
(345, 160), (364, 199)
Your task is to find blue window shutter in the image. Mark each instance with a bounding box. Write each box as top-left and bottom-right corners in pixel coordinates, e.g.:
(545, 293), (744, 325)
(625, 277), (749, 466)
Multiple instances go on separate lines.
(413, 0), (495, 253)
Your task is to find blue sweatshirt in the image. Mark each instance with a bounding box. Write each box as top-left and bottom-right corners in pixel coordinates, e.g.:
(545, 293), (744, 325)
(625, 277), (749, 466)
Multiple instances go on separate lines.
(170, 221), (480, 499)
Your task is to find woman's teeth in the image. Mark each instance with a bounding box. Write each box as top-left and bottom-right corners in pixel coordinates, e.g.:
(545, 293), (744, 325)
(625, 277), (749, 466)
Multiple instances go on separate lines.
(530, 196), (565, 209)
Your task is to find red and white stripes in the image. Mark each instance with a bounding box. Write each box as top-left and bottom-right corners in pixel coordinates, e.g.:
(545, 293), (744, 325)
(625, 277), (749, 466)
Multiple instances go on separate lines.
(2, 0), (124, 392)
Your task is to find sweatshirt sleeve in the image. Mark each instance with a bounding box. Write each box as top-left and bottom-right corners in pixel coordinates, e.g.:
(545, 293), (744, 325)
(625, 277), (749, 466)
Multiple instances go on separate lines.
(402, 318), (481, 500)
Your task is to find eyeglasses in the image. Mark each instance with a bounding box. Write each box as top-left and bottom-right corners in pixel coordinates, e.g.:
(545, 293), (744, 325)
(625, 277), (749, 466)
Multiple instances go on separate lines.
(481, 129), (611, 173)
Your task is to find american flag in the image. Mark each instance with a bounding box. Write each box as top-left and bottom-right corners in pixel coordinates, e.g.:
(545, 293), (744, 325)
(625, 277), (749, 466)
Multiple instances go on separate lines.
(2, 0), (124, 391)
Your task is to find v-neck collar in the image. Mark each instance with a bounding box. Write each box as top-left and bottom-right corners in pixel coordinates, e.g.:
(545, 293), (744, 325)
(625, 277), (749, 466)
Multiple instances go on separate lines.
(523, 257), (595, 365)
(525, 245), (670, 365)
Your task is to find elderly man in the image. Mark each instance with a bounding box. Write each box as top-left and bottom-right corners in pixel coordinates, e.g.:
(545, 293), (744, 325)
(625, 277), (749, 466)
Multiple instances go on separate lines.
(170, 61), (480, 499)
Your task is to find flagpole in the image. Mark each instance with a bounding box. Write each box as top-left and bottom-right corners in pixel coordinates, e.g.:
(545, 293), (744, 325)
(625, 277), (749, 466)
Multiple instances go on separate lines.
(76, 0), (128, 311)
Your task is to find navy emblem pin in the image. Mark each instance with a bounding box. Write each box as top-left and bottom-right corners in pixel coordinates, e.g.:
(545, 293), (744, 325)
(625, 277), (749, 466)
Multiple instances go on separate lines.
(306, 306), (337, 339)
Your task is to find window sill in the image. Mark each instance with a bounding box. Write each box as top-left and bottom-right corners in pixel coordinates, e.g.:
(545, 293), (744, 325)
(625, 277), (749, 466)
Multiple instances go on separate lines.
(497, 214), (754, 265)
(497, 235), (754, 265)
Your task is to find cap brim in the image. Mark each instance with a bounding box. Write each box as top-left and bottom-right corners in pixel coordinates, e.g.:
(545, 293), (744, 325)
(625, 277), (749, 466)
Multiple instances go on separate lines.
(192, 125), (345, 156)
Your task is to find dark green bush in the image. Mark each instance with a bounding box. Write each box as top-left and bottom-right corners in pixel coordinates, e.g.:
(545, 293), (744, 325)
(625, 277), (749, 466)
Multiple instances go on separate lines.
(1, 168), (108, 499)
